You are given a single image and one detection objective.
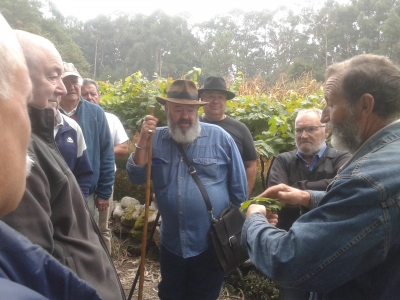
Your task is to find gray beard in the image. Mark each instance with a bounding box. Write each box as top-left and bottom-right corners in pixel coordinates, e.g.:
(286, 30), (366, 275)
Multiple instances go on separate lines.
(327, 120), (363, 154)
(296, 139), (326, 156)
(167, 114), (201, 144)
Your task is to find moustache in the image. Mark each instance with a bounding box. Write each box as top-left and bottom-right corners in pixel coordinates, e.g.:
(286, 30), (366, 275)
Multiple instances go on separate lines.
(178, 119), (192, 125)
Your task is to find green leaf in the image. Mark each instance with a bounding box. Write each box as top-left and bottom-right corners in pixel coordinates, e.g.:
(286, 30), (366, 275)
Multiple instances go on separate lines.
(240, 197), (285, 213)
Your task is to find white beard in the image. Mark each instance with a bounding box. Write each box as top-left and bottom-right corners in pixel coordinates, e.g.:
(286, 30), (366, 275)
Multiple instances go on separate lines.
(167, 114), (201, 144)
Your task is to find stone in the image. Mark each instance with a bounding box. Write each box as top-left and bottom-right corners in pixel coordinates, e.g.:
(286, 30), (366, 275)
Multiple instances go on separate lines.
(120, 196), (140, 209)
(112, 203), (125, 221)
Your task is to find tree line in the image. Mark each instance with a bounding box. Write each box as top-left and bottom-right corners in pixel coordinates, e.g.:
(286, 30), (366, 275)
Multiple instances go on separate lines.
(2, 0), (400, 85)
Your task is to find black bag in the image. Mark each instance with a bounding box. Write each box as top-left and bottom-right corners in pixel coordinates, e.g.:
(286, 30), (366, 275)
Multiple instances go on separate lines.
(176, 143), (248, 274)
(209, 205), (249, 274)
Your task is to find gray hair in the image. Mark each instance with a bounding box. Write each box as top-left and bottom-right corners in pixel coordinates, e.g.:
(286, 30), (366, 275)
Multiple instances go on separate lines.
(82, 78), (100, 94)
(0, 16), (28, 100)
(326, 54), (400, 120)
(295, 108), (323, 124)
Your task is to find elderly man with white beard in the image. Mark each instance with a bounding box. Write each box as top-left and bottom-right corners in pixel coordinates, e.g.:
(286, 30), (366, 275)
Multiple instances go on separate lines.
(267, 108), (351, 231)
(242, 54), (400, 300)
(126, 79), (248, 300)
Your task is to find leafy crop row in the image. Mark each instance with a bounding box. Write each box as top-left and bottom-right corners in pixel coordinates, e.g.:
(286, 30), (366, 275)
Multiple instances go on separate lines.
(100, 69), (325, 160)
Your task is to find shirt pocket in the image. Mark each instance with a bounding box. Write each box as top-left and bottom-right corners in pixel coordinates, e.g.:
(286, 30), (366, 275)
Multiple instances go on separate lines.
(192, 157), (218, 184)
(151, 156), (170, 189)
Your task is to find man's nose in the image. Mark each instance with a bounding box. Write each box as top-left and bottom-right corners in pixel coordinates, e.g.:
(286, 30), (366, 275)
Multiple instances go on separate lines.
(58, 80), (67, 96)
(300, 129), (310, 137)
(321, 107), (330, 123)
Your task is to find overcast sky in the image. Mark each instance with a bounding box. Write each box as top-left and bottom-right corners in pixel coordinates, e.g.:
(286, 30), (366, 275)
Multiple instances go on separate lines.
(48, 0), (325, 23)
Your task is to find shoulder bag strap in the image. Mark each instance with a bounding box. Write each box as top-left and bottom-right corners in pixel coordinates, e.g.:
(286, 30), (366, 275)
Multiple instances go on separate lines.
(176, 143), (215, 220)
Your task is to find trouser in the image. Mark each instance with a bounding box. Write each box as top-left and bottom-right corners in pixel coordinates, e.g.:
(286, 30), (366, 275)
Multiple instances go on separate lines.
(87, 193), (99, 224)
(279, 286), (310, 300)
(158, 245), (224, 300)
(87, 192), (112, 253)
(99, 188), (113, 253)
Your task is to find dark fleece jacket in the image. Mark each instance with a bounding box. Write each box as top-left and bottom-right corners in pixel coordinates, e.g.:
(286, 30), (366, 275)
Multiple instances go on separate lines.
(1, 106), (125, 300)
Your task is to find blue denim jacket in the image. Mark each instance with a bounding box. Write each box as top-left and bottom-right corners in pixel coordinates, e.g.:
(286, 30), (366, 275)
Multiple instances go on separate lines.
(242, 120), (400, 299)
(127, 123), (248, 258)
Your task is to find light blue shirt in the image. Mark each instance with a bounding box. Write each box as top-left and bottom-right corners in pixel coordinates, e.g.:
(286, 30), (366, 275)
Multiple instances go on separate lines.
(296, 144), (327, 171)
(127, 123), (248, 258)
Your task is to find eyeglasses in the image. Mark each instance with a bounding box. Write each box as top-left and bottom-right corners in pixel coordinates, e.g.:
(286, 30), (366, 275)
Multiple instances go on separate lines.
(295, 126), (325, 135)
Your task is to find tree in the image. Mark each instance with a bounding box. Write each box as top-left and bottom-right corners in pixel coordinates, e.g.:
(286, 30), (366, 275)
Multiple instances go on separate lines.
(1, 0), (90, 76)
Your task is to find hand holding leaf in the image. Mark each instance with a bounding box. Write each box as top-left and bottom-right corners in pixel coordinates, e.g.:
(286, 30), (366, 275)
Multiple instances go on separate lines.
(240, 197), (285, 214)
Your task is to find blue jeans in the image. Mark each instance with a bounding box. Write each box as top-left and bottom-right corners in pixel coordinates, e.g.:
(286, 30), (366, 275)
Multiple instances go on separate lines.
(158, 245), (224, 300)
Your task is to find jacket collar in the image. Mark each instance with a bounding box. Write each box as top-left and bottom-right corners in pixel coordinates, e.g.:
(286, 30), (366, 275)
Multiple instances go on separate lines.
(28, 105), (55, 145)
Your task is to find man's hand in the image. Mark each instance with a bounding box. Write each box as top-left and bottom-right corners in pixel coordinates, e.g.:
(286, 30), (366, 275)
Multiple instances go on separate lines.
(95, 197), (110, 212)
(246, 204), (278, 226)
(257, 184), (311, 208)
(137, 115), (158, 148)
(133, 115), (158, 166)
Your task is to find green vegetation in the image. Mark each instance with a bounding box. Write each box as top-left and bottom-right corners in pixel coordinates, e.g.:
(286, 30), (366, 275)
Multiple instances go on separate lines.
(99, 70), (324, 159)
(241, 197), (285, 214)
(4, 1), (395, 297)
(223, 268), (281, 300)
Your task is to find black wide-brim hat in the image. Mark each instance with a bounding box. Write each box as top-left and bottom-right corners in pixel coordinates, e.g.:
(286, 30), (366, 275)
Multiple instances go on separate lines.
(198, 76), (236, 100)
(156, 80), (208, 106)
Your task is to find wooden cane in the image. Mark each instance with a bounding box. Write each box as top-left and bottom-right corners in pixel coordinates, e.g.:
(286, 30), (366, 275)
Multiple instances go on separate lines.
(138, 105), (155, 300)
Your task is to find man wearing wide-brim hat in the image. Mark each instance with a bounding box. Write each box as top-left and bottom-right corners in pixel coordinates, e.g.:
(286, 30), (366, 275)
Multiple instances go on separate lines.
(199, 76), (258, 195)
(126, 79), (248, 299)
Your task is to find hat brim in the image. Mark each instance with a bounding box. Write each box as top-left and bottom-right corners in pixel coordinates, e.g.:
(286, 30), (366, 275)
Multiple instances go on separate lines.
(156, 97), (208, 106)
(198, 89), (236, 100)
(62, 72), (82, 79)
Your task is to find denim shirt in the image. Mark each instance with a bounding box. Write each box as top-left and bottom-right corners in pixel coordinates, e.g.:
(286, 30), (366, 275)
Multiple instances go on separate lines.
(127, 123), (248, 258)
(242, 120), (400, 299)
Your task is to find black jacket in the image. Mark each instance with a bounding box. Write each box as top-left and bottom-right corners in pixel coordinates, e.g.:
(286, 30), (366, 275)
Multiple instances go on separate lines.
(267, 146), (351, 230)
(2, 106), (125, 300)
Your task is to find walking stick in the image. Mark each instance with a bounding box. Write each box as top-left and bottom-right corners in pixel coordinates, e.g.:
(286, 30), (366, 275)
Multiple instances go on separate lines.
(138, 105), (155, 300)
(127, 211), (160, 300)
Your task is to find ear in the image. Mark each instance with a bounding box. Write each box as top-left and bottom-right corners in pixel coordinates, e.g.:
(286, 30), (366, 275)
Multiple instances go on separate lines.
(324, 128), (330, 139)
(359, 93), (374, 117)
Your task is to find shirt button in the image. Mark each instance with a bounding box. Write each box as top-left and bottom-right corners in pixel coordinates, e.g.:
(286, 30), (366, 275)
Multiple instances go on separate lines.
(180, 211), (183, 215)
(181, 230), (184, 233)
(178, 194), (181, 197)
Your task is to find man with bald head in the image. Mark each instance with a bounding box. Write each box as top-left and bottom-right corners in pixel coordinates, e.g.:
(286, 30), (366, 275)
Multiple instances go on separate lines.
(0, 14), (101, 299)
(1, 29), (125, 300)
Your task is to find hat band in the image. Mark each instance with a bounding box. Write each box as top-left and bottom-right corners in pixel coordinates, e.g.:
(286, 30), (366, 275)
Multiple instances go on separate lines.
(167, 91), (198, 100)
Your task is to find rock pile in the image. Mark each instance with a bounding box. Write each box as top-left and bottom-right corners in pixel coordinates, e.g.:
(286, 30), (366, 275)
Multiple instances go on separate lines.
(112, 196), (160, 254)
